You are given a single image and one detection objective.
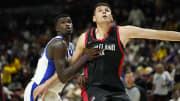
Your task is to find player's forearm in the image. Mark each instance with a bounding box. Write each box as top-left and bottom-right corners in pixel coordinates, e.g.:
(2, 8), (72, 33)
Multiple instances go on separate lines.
(143, 30), (180, 41)
(45, 73), (59, 88)
(69, 54), (82, 65)
(57, 57), (86, 83)
(156, 30), (180, 41)
(130, 26), (180, 41)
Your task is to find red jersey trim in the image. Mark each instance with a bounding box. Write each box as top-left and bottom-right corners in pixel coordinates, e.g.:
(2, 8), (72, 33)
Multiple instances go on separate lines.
(84, 64), (88, 78)
(81, 87), (89, 101)
(83, 33), (88, 101)
(90, 28), (95, 41)
(90, 24), (113, 42)
(117, 26), (125, 77)
(82, 33), (88, 100)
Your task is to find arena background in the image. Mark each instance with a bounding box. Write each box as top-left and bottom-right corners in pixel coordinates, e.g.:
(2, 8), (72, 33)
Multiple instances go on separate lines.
(0, 0), (180, 101)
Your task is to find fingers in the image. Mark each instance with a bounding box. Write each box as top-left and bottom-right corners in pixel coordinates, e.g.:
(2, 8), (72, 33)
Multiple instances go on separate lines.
(33, 94), (37, 101)
(41, 87), (48, 101)
(41, 93), (45, 101)
(93, 49), (103, 58)
(84, 48), (103, 61)
(88, 48), (103, 56)
(33, 86), (42, 100)
(33, 88), (38, 100)
(77, 76), (87, 88)
(77, 76), (84, 87)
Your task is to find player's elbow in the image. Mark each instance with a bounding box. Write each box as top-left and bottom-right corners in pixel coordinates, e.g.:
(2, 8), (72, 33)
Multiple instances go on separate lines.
(57, 74), (67, 83)
(60, 78), (66, 83)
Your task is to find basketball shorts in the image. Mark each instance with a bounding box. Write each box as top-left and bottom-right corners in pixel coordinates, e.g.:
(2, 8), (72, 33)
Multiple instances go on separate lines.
(81, 86), (130, 101)
(24, 81), (62, 101)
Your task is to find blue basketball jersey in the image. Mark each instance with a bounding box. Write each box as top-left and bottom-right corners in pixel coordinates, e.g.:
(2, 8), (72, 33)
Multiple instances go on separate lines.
(31, 35), (74, 85)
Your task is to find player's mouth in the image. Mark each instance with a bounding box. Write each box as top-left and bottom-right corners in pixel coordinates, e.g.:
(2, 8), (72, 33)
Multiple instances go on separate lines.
(66, 27), (72, 32)
(102, 15), (109, 20)
(103, 15), (107, 18)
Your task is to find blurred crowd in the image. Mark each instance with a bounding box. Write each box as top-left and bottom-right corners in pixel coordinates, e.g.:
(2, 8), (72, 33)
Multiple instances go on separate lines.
(0, 0), (180, 101)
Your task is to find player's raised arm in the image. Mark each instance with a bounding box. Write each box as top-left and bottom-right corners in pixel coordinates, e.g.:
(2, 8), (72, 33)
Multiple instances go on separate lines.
(125, 26), (180, 41)
(69, 33), (86, 65)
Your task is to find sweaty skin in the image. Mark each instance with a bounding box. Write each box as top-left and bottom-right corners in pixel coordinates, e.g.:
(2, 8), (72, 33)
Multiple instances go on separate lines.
(33, 16), (101, 101)
(71, 5), (180, 65)
(71, 4), (180, 101)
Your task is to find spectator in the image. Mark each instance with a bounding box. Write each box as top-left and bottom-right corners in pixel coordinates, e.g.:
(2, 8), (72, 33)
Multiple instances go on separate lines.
(153, 45), (168, 62)
(152, 63), (172, 101)
(128, 5), (145, 27)
(2, 56), (21, 85)
(125, 71), (149, 101)
(135, 68), (148, 91)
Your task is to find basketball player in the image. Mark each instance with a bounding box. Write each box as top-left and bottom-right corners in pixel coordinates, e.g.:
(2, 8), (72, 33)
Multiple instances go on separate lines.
(70, 2), (180, 101)
(24, 14), (101, 101)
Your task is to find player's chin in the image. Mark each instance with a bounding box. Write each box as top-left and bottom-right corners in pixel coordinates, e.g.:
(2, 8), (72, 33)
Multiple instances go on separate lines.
(65, 29), (72, 33)
(101, 20), (111, 23)
(66, 31), (73, 35)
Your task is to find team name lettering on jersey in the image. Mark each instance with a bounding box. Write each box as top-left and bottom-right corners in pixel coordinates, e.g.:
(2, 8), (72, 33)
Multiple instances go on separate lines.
(93, 44), (116, 51)
(92, 43), (116, 55)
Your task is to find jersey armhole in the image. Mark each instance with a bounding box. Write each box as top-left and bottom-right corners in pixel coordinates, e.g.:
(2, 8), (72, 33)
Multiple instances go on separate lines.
(117, 26), (125, 77)
(116, 26), (124, 54)
(85, 32), (88, 48)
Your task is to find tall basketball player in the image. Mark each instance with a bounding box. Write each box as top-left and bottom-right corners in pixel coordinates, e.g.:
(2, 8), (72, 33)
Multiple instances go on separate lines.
(71, 2), (180, 101)
(24, 14), (101, 101)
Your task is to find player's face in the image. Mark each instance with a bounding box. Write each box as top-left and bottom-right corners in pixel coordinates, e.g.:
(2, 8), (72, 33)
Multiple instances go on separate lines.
(56, 17), (73, 35)
(125, 73), (135, 86)
(93, 6), (113, 23)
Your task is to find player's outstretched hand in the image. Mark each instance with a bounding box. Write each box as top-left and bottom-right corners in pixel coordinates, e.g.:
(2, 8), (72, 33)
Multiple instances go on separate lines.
(84, 48), (102, 61)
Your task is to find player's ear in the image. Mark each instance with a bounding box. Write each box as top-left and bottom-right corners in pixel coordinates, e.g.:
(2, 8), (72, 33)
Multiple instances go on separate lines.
(56, 21), (60, 32)
(93, 16), (96, 22)
(56, 26), (60, 32)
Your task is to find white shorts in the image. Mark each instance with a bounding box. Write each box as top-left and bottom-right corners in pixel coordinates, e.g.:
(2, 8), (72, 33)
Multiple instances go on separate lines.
(24, 81), (62, 101)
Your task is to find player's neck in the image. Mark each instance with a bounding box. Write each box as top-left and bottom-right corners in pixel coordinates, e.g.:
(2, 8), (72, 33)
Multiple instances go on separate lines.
(57, 33), (71, 44)
(96, 23), (112, 38)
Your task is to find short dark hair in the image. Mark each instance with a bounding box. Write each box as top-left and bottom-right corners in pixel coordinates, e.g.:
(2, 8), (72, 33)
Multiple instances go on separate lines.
(55, 13), (70, 23)
(94, 2), (111, 15)
(54, 13), (71, 33)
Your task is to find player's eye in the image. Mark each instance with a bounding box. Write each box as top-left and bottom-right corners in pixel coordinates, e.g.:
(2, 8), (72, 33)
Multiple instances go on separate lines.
(98, 9), (102, 12)
(67, 20), (72, 23)
(105, 9), (110, 12)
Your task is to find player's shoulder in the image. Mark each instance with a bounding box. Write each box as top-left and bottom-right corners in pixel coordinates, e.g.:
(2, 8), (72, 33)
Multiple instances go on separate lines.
(118, 25), (137, 30)
(78, 32), (87, 40)
(118, 25), (142, 34)
(76, 32), (87, 48)
(80, 32), (87, 37)
(50, 38), (66, 49)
